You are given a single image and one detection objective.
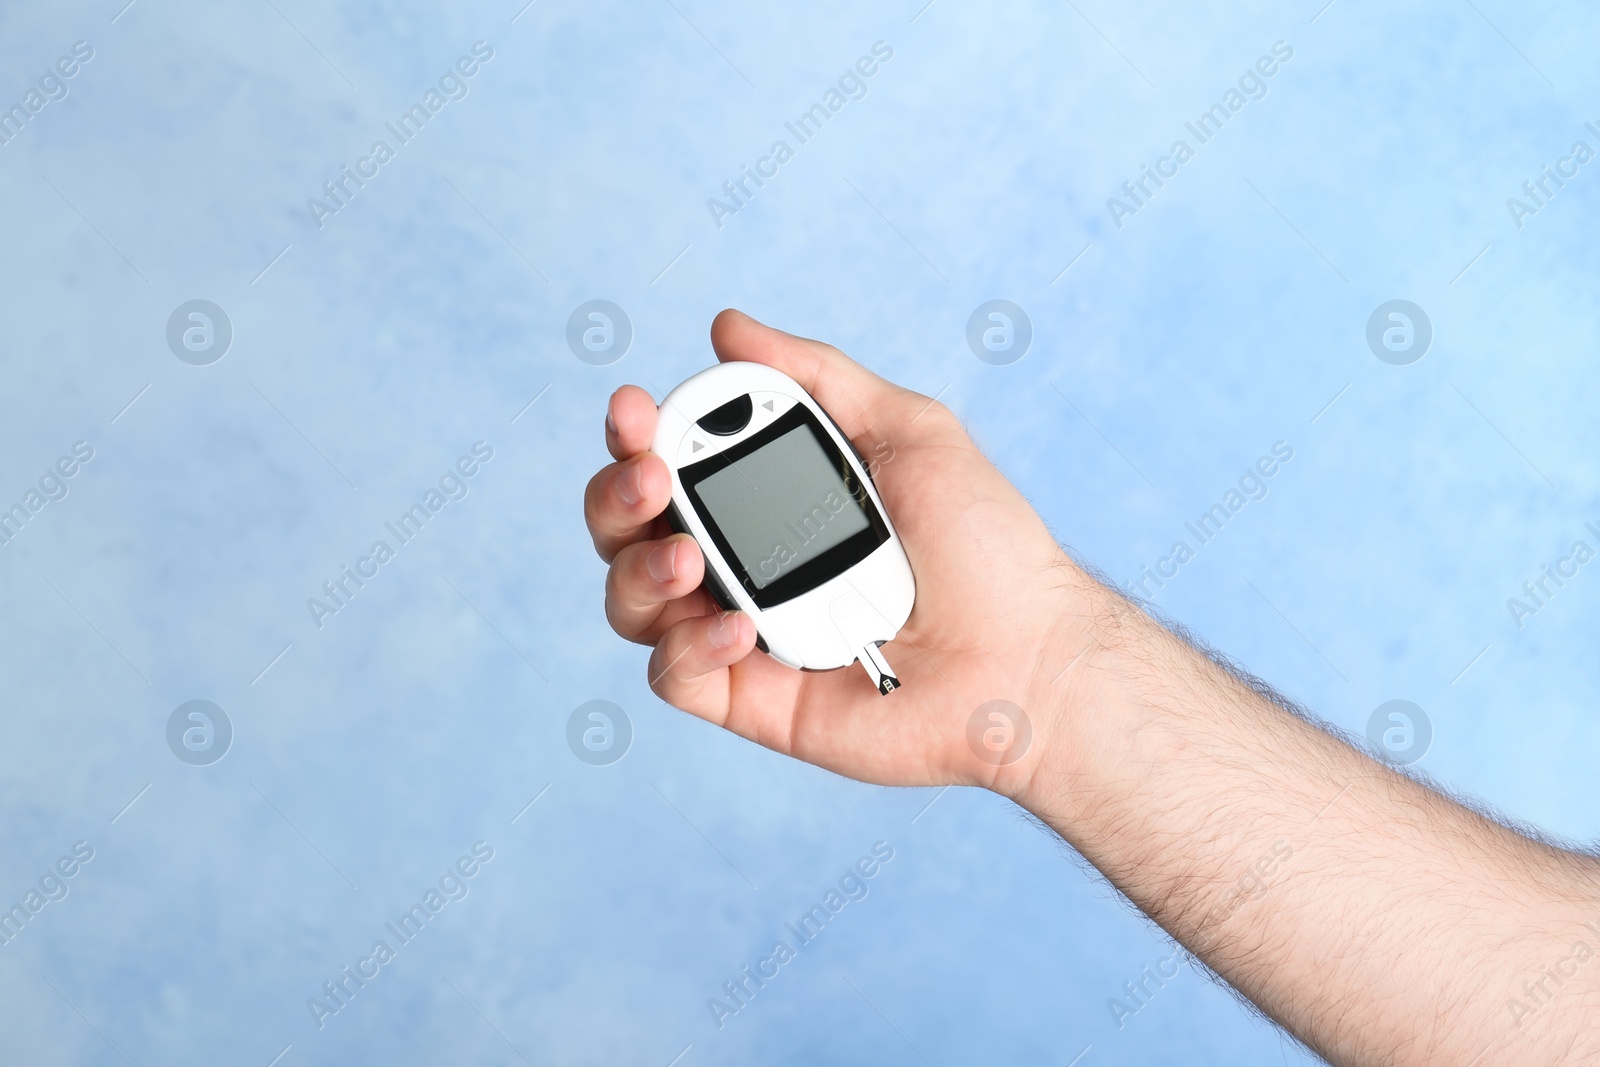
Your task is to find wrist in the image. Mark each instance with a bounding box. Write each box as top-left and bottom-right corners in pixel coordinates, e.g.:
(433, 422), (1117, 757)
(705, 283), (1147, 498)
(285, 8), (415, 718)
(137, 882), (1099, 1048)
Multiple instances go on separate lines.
(994, 558), (1136, 810)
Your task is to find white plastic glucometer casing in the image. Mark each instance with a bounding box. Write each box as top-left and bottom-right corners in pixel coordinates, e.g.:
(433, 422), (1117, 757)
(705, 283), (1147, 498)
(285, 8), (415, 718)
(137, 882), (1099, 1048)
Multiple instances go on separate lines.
(651, 362), (915, 690)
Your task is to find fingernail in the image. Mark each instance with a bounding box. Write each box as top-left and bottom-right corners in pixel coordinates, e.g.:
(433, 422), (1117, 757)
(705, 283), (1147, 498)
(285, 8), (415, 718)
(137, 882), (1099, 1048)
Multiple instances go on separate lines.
(605, 410), (618, 435)
(617, 463), (644, 506)
(709, 612), (741, 649)
(647, 541), (678, 583)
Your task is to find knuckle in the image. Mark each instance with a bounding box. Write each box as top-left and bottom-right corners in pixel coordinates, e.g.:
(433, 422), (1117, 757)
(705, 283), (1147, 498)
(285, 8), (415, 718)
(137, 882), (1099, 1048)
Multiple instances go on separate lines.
(646, 646), (677, 700)
(603, 561), (651, 638)
(593, 529), (621, 564)
(602, 578), (628, 636)
(582, 472), (612, 534)
(602, 559), (626, 610)
(908, 394), (960, 434)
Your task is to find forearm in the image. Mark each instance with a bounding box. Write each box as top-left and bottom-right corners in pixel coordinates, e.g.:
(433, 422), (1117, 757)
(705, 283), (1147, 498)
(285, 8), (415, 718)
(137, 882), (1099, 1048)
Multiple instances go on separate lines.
(1018, 574), (1600, 1066)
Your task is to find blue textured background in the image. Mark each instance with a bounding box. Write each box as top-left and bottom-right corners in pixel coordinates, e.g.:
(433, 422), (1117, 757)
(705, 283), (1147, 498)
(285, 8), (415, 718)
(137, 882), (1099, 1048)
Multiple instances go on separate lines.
(1, 0), (1596, 1063)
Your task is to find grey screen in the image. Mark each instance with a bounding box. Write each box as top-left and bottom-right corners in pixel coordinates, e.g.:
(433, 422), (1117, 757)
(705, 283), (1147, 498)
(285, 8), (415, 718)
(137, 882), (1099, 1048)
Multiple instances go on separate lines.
(693, 425), (873, 589)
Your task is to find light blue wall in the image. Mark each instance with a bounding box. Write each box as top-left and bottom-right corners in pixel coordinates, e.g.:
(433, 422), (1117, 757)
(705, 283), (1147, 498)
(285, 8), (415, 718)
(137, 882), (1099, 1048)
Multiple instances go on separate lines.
(0, 0), (1596, 1063)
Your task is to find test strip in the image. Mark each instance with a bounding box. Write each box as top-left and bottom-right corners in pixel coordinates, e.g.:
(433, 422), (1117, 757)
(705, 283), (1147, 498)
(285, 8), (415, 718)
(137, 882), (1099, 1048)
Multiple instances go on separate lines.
(858, 642), (901, 696)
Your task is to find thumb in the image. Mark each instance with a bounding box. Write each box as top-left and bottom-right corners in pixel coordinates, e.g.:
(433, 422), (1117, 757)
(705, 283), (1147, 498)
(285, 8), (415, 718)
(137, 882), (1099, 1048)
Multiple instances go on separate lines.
(709, 309), (908, 439)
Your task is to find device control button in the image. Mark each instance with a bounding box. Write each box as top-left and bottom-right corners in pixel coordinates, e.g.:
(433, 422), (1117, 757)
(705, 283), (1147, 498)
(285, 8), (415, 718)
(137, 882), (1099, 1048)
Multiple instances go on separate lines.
(697, 393), (753, 436)
(681, 433), (710, 464)
(750, 393), (794, 426)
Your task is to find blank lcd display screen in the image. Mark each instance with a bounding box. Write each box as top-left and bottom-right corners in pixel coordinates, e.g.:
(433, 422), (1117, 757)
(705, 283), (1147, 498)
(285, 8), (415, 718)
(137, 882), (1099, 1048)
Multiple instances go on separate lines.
(692, 424), (872, 590)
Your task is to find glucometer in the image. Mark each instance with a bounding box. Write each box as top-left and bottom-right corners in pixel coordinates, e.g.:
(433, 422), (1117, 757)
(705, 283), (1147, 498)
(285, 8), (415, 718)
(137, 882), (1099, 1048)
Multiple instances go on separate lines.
(651, 362), (915, 695)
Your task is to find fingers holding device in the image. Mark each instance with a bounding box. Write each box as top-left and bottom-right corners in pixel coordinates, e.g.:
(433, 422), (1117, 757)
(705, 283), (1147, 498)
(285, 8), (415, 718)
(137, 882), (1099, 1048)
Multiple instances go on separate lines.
(650, 361), (916, 694)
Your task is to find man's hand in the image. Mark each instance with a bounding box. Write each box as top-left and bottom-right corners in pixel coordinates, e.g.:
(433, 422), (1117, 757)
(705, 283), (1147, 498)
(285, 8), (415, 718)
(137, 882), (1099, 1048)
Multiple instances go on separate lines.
(584, 308), (1088, 794)
(584, 310), (1600, 1066)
